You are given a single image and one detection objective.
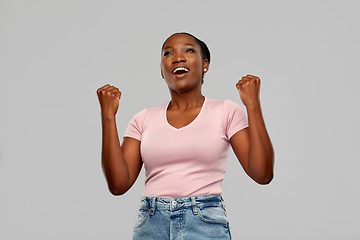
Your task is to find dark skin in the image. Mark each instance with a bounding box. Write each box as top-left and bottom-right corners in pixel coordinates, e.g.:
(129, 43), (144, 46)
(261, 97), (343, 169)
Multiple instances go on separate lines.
(97, 33), (274, 195)
(160, 34), (209, 128)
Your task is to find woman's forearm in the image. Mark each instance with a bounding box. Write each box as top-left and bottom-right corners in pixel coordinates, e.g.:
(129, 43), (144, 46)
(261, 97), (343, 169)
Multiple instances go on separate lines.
(246, 104), (274, 184)
(101, 115), (130, 195)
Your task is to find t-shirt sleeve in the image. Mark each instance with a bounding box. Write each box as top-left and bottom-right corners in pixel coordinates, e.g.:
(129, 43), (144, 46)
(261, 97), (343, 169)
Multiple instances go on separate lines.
(223, 99), (248, 140)
(123, 109), (147, 141)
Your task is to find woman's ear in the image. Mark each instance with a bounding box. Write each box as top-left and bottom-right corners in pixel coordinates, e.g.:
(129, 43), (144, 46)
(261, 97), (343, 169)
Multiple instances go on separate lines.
(203, 59), (209, 73)
(160, 63), (164, 78)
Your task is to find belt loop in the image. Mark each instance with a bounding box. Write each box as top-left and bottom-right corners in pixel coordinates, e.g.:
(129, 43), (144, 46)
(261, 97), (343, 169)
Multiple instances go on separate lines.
(150, 197), (156, 216)
(191, 196), (198, 215)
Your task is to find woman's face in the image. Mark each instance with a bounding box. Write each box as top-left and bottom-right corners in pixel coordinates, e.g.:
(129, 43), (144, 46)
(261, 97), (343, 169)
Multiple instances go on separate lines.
(160, 34), (208, 93)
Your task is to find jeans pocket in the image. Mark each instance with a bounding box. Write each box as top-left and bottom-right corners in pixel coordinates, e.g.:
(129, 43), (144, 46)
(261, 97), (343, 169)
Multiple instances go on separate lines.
(134, 207), (150, 229)
(197, 205), (229, 226)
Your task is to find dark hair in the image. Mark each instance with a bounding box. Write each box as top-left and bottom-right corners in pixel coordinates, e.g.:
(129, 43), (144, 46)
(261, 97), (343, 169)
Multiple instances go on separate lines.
(162, 32), (211, 64)
(162, 32), (211, 83)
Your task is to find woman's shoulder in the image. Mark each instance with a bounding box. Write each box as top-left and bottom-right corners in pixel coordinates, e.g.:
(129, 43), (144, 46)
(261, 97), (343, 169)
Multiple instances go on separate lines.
(132, 102), (169, 119)
(205, 97), (242, 110)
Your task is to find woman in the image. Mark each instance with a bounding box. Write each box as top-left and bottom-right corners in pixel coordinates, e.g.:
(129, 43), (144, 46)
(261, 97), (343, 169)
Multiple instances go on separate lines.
(97, 32), (274, 239)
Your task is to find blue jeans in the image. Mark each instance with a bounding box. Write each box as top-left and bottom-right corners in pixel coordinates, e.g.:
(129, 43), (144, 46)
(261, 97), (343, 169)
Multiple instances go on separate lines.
(133, 195), (231, 240)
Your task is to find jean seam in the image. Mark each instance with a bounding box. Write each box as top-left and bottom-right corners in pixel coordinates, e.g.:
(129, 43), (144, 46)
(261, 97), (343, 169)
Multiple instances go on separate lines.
(134, 208), (150, 229)
(196, 207), (229, 226)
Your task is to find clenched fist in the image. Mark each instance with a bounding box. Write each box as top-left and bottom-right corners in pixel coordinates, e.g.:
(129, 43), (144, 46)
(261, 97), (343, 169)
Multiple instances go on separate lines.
(97, 84), (121, 117)
(236, 74), (261, 108)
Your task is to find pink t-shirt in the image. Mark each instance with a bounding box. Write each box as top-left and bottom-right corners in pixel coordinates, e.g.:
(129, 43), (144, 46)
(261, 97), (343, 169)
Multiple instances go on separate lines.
(124, 97), (248, 198)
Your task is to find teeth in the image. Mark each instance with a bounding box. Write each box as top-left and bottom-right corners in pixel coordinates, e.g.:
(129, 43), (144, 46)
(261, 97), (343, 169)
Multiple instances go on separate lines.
(173, 67), (189, 73)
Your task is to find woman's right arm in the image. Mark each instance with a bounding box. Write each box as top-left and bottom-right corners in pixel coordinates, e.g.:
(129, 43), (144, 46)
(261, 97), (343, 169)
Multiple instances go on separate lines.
(97, 84), (143, 195)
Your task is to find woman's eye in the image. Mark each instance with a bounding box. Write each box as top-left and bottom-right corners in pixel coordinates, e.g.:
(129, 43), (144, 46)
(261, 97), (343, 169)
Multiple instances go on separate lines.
(186, 48), (195, 53)
(163, 51), (171, 57)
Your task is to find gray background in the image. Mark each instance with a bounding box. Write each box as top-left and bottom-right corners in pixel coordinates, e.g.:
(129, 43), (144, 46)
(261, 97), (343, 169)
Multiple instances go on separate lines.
(1, 0), (359, 239)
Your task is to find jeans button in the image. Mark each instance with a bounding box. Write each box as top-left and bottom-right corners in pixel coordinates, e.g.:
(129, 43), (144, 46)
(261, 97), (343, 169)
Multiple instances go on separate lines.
(172, 200), (177, 205)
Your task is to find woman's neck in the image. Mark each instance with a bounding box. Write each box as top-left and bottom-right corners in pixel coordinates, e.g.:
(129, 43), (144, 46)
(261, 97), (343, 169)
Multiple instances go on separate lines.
(168, 91), (205, 110)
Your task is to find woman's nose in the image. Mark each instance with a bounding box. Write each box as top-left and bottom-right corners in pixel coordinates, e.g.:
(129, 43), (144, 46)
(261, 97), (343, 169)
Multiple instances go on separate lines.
(172, 52), (186, 64)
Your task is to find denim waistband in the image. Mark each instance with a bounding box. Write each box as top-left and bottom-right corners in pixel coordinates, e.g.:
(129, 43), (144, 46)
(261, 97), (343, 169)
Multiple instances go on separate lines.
(140, 194), (224, 213)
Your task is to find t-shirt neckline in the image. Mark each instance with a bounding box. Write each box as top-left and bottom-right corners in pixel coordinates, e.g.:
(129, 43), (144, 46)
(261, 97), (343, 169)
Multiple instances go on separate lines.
(165, 97), (207, 130)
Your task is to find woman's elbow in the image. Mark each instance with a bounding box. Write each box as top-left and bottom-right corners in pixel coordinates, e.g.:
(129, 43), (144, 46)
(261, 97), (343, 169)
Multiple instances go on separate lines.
(108, 184), (129, 196)
(109, 188), (125, 196)
(255, 172), (274, 185)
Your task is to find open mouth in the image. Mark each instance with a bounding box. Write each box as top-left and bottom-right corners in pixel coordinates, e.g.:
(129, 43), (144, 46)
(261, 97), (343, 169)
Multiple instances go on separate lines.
(172, 67), (189, 75)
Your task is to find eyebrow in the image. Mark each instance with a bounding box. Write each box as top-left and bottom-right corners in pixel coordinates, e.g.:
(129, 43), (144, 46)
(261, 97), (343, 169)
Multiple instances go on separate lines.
(163, 44), (196, 50)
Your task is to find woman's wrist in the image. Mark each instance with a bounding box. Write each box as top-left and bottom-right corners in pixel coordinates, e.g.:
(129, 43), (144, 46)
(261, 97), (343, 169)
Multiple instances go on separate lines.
(101, 113), (117, 122)
(245, 100), (261, 112)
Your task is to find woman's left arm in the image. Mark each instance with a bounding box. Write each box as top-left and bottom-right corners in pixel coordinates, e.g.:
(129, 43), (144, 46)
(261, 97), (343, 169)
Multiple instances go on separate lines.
(230, 74), (274, 184)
